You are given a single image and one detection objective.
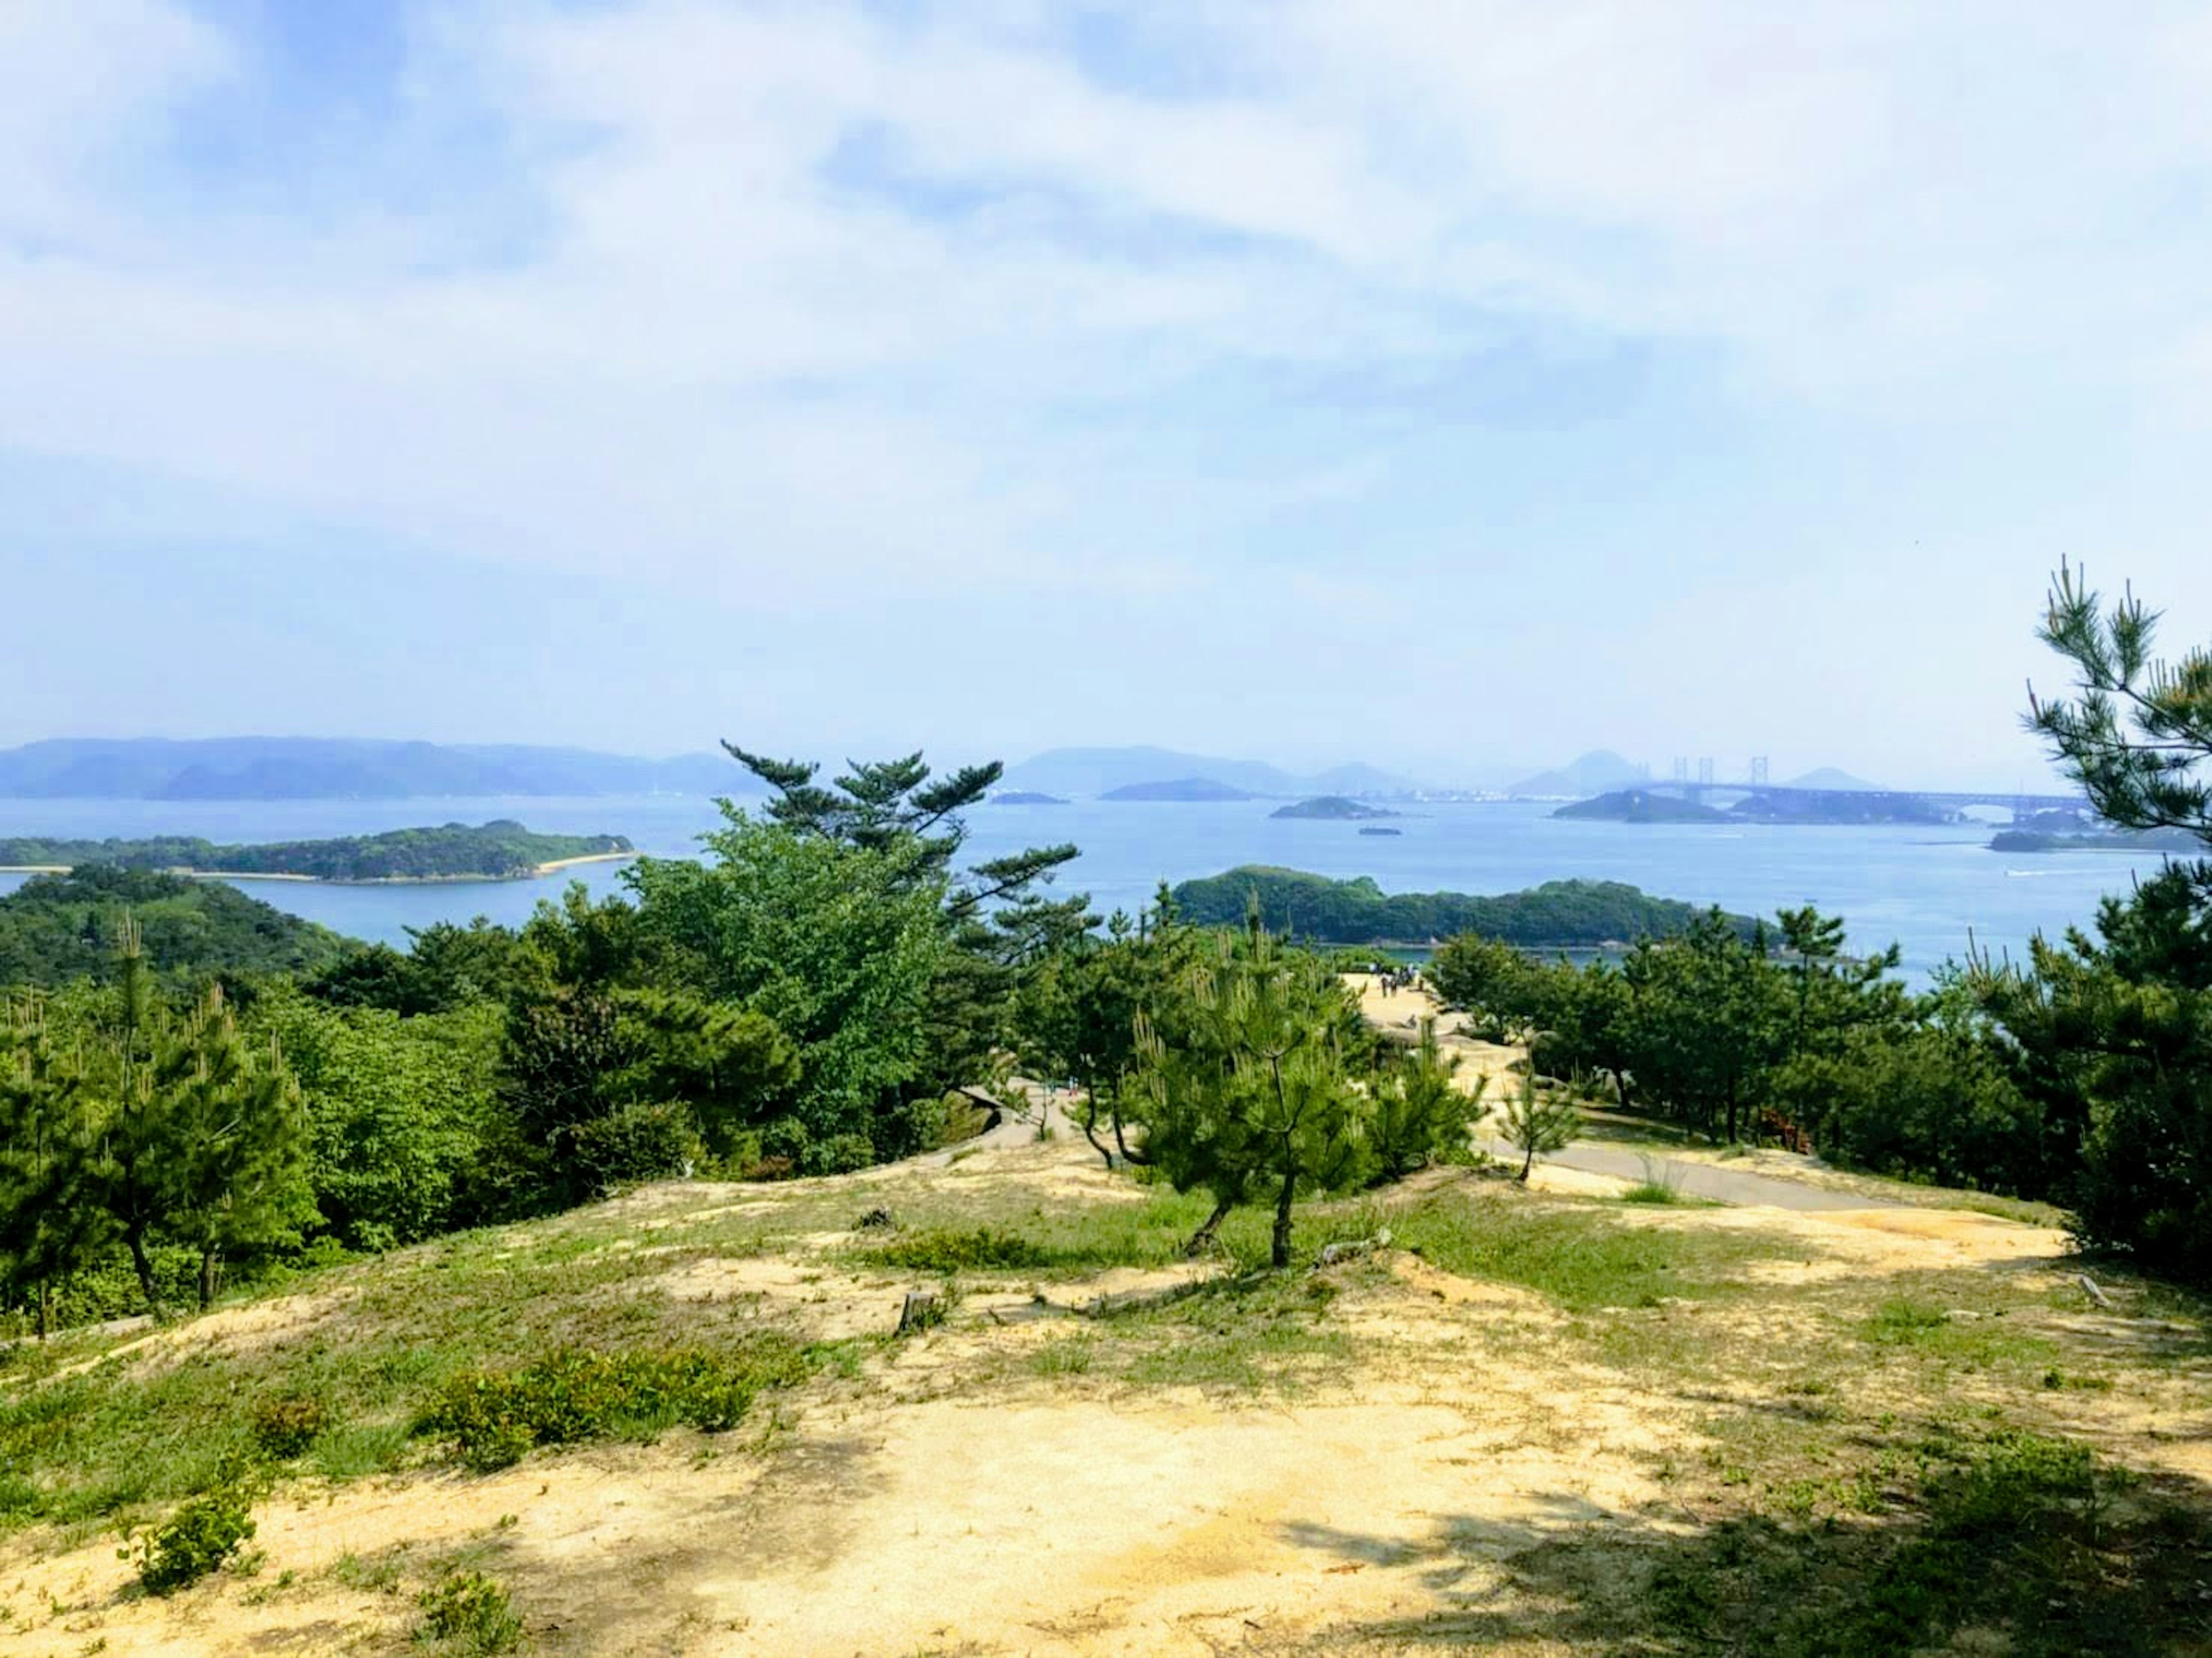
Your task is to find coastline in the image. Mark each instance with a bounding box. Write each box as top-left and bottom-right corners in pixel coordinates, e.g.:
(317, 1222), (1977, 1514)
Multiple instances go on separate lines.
(0, 851), (637, 887)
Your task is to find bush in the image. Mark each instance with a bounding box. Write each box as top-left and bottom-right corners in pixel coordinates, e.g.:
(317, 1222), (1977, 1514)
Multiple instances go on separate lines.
(808, 1132), (876, 1175)
(415, 1569), (524, 1655)
(873, 1227), (1054, 1273)
(556, 1101), (698, 1196)
(249, 1394), (328, 1461)
(131, 1486), (257, 1594)
(421, 1342), (809, 1473)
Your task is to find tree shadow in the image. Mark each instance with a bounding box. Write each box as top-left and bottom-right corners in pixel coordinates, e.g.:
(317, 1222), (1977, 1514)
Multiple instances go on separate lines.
(1277, 1450), (2212, 1655)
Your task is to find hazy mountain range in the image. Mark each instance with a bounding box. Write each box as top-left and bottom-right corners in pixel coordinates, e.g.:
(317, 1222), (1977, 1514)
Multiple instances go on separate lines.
(1502, 750), (1883, 796)
(1000, 747), (1418, 799)
(0, 739), (748, 801)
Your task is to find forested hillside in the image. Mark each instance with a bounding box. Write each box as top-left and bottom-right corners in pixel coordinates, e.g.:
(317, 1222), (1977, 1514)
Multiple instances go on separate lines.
(1171, 866), (1754, 944)
(0, 821), (631, 882)
(0, 867), (351, 987)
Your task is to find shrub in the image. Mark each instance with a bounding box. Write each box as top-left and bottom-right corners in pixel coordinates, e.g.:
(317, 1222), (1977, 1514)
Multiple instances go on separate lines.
(131, 1486), (257, 1594)
(873, 1227), (1054, 1273)
(556, 1102), (698, 1196)
(808, 1132), (877, 1175)
(249, 1394), (328, 1461)
(421, 1342), (809, 1473)
(415, 1569), (523, 1655)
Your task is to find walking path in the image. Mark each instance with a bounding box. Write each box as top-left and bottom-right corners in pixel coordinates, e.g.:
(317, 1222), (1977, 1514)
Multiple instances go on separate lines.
(1479, 1136), (1906, 1211)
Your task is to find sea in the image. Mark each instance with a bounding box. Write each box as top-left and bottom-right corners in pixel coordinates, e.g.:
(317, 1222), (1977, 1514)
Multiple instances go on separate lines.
(0, 795), (2188, 986)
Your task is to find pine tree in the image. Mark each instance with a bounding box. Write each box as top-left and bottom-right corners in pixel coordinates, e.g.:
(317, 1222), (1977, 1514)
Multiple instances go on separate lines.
(158, 986), (315, 1309)
(0, 996), (109, 1337)
(1132, 909), (1370, 1267)
(1496, 1065), (1580, 1182)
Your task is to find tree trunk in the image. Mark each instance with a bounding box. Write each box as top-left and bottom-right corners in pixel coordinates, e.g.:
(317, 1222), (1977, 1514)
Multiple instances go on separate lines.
(198, 1247), (219, 1312)
(35, 1280), (49, 1342)
(1519, 1143), (1536, 1182)
(125, 1223), (161, 1316)
(1183, 1197), (1233, 1258)
(1271, 1167), (1297, 1268)
(1080, 1106), (1115, 1170)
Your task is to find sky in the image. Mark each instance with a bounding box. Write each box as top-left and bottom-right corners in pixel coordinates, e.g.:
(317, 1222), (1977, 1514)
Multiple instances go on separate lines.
(5, 1), (2211, 791)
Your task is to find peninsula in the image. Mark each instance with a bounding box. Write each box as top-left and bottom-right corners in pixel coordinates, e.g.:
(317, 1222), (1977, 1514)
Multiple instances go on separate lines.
(0, 821), (634, 884)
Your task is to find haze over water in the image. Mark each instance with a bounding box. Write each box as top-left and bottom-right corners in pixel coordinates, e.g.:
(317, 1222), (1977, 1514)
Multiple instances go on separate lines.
(0, 795), (2179, 983)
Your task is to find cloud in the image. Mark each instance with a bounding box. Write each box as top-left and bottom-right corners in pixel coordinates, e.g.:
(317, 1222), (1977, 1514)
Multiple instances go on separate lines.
(5, 0), (2212, 773)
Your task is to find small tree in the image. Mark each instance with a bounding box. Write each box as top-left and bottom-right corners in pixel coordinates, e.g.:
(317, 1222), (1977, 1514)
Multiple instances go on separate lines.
(1496, 1066), (1579, 1182)
(1131, 915), (1369, 1268)
(1368, 1019), (1486, 1181)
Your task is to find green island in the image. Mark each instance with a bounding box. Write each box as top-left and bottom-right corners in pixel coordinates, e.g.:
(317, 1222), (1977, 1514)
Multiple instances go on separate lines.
(1171, 865), (1755, 944)
(0, 819), (634, 883)
(1268, 795), (1399, 820)
(1552, 788), (1728, 824)
(1990, 825), (2199, 853)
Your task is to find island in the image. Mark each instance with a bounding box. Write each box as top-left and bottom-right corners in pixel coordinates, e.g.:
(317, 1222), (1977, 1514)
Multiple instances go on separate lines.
(1100, 777), (1257, 802)
(0, 821), (635, 884)
(1554, 790), (1728, 824)
(1556, 788), (1957, 826)
(1270, 795), (1400, 821)
(1989, 825), (2199, 853)
(1170, 866), (1757, 946)
(988, 790), (1068, 806)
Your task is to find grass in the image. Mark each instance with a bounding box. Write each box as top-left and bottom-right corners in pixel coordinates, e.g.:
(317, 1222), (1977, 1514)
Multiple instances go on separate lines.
(1385, 1185), (1794, 1311)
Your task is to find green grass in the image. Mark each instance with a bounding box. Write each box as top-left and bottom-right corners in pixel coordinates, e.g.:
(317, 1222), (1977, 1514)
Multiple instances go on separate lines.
(1387, 1186), (1794, 1311)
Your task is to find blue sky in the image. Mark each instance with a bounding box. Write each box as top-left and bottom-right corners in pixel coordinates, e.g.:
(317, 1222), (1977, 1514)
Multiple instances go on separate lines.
(5, 1), (2211, 789)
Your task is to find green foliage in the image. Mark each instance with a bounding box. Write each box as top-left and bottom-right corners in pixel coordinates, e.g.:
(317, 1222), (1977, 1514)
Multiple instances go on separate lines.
(0, 997), (111, 1335)
(1975, 859), (2212, 1278)
(873, 1226), (1055, 1272)
(1366, 1019), (1485, 1180)
(0, 866), (349, 989)
(1170, 867), (1756, 947)
(247, 1393), (328, 1460)
(1495, 1068), (1578, 1181)
(303, 919), (521, 1016)
(1131, 913), (1371, 1267)
(421, 1341), (809, 1471)
(130, 1483), (257, 1594)
(256, 993), (504, 1248)
(415, 1569), (523, 1655)
(2029, 562), (2212, 842)
(556, 1101), (699, 1194)
(0, 821), (629, 883)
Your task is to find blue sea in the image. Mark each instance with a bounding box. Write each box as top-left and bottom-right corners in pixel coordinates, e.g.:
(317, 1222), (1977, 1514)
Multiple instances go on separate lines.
(0, 795), (2187, 984)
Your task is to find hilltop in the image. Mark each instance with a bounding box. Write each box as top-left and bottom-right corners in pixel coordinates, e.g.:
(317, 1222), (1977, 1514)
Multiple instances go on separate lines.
(1504, 749), (1646, 798)
(0, 866), (353, 987)
(0, 1056), (2202, 1656)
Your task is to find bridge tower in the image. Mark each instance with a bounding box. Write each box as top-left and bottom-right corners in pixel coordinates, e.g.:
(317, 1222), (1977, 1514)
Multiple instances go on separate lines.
(1697, 757), (1715, 786)
(1749, 755), (1770, 786)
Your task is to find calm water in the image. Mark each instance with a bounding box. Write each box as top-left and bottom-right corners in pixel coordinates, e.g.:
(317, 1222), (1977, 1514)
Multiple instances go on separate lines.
(0, 795), (2186, 983)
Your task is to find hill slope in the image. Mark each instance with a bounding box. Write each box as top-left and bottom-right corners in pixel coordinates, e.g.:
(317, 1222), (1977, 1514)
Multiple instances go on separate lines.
(1505, 749), (1646, 798)
(0, 866), (354, 985)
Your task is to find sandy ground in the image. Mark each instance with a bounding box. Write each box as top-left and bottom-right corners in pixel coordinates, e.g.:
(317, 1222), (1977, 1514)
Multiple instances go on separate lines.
(0, 1003), (2135, 1656)
(0, 1126), (2103, 1658)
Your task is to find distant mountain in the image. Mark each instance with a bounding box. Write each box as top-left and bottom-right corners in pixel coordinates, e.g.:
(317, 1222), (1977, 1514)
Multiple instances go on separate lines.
(1505, 749), (1648, 798)
(0, 739), (750, 800)
(988, 791), (1067, 806)
(1100, 777), (1257, 802)
(1002, 746), (1418, 799)
(1782, 767), (1884, 792)
(1554, 790), (1728, 824)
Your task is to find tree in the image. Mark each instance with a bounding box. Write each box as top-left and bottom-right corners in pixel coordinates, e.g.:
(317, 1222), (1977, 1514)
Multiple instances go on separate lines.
(2029, 562), (2212, 842)
(1368, 1019), (1486, 1181)
(1495, 1066), (1578, 1182)
(0, 996), (109, 1336)
(1010, 886), (1200, 1169)
(156, 987), (315, 1308)
(1131, 915), (1369, 1268)
(719, 746), (1089, 1102)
